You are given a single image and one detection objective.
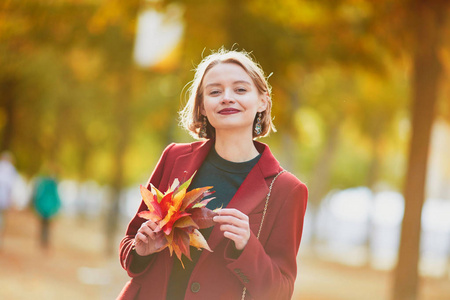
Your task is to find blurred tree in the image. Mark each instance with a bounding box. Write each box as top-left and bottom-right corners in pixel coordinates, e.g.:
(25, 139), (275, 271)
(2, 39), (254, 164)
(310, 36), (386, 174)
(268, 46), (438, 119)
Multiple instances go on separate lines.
(392, 1), (449, 299)
(351, 64), (408, 263)
(0, 0), (163, 254)
(233, 0), (401, 253)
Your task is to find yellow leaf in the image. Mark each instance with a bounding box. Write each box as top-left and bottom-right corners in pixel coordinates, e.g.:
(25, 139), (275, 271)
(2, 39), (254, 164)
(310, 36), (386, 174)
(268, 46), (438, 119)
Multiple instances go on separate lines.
(150, 184), (164, 203)
(174, 216), (199, 229)
(191, 202), (207, 209)
(177, 171), (196, 193)
(189, 229), (212, 252)
(160, 206), (177, 229)
(172, 187), (186, 211)
(166, 231), (174, 244)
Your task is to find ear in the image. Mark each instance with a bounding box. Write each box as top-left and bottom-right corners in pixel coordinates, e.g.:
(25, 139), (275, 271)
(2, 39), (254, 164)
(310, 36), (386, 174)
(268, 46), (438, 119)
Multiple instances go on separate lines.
(200, 102), (206, 116)
(257, 93), (269, 113)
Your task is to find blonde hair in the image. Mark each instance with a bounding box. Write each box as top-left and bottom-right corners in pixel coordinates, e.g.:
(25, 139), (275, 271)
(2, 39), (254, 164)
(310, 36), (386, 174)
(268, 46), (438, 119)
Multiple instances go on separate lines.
(179, 48), (276, 139)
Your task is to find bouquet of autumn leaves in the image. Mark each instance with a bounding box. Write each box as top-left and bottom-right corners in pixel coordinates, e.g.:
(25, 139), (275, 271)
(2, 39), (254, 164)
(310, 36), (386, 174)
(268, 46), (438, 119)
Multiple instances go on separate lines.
(138, 173), (216, 267)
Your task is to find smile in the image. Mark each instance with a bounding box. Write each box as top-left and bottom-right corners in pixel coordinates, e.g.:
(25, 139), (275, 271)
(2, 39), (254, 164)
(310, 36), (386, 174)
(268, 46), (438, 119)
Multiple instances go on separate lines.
(218, 108), (240, 115)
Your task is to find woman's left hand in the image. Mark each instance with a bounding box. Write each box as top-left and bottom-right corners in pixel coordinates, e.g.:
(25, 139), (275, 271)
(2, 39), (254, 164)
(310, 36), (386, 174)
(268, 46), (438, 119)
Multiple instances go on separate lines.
(213, 208), (250, 250)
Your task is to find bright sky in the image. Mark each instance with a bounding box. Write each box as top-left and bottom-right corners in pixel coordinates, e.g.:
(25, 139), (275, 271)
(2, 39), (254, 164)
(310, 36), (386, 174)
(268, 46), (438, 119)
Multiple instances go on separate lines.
(133, 6), (183, 68)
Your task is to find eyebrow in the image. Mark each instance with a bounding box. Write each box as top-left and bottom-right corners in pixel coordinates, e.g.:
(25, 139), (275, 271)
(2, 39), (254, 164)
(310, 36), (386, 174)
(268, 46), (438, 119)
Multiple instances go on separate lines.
(205, 80), (252, 89)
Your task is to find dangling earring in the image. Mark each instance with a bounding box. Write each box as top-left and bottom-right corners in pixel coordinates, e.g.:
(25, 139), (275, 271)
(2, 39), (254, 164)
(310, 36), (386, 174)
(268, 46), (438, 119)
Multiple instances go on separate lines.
(254, 112), (262, 135)
(199, 116), (207, 138)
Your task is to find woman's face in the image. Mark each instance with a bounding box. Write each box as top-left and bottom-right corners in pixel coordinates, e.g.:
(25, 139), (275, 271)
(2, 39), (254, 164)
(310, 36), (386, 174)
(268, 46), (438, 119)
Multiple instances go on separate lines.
(200, 63), (267, 136)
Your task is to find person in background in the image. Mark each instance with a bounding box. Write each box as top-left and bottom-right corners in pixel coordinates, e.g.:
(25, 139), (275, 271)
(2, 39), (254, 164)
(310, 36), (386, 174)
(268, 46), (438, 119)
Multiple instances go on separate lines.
(117, 48), (308, 300)
(0, 151), (18, 248)
(32, 164), (61, 250)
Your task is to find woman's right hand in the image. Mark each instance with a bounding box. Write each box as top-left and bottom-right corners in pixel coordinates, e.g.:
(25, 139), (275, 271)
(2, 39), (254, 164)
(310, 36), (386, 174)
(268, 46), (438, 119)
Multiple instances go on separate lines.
(134, 220), (168, 256)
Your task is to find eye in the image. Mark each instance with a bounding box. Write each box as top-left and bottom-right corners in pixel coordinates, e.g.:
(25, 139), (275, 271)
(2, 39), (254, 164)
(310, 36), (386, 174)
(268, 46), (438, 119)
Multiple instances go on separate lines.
(209, 90), (221, 96)
(236, 88), (247, 93)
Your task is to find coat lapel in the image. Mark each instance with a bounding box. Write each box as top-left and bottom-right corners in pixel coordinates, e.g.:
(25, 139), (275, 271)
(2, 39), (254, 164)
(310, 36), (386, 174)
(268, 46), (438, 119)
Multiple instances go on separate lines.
(168, 140), (213, 186)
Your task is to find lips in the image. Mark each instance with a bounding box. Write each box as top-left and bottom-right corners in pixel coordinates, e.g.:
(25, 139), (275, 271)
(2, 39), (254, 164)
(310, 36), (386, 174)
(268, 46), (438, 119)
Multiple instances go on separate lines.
(218, 108), (240, 115)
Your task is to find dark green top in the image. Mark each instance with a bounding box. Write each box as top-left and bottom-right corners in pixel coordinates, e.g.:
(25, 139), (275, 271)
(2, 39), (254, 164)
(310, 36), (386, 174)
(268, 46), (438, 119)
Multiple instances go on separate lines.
(166, 146), (261, 300)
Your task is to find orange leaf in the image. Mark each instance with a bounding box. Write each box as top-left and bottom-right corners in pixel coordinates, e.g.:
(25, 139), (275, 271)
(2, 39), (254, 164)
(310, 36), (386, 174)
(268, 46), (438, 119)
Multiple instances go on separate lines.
(161, 211), (190, 235)
(172, 242), (184, 268)
(172, 187), (186, 211)
(136, 172), (216, 267)
(159, 191), (174, 216)
(165, 231), (174, 256)
(137, 210), (160, 222)
(140, 185), (162, 218)
(189, 229), (212, 252)
(167, 244), (173, 256)
(175, 229), (191, 261)
(180, 187), (214, 211)
(160, 206), (176, 230)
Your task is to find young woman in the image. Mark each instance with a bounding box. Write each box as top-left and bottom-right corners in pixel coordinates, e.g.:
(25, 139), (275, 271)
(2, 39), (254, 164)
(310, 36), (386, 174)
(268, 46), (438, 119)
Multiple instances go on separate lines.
(117, 49), (308, 300)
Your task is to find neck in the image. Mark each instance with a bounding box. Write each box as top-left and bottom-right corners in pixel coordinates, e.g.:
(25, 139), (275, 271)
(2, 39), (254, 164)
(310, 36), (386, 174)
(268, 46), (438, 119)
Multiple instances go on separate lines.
(214, 130), (259, 162)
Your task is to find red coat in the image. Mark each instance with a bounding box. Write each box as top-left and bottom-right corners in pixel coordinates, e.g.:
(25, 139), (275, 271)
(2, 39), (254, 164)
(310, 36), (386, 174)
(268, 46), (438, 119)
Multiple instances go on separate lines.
(117, 140), (308, 300)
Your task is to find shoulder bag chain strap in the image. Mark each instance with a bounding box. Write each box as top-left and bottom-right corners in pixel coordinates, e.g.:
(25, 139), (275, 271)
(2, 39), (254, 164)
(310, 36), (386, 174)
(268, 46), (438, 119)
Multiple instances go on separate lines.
(241, 170), (287, 300)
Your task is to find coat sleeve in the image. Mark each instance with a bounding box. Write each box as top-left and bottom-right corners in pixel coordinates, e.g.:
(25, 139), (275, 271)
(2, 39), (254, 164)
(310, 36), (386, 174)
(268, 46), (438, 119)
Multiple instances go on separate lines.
(224, 180), (308, 299)
(119, 143), (175, 277)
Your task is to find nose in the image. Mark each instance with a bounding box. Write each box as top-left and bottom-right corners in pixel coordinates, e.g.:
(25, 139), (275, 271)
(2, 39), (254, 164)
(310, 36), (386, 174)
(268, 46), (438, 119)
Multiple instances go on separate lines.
(221, 89), (235, 104)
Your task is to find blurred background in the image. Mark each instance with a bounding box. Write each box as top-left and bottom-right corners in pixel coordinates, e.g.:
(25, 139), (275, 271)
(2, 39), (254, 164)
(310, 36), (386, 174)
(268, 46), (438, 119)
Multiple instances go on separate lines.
(0, 0), (449, 299)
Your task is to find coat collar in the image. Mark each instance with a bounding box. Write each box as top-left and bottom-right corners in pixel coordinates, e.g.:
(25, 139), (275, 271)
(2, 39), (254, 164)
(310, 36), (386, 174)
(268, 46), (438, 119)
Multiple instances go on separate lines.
(169, 139), (281, 251)
(168, 139), (214, 184)
(170, 139), (280, 182)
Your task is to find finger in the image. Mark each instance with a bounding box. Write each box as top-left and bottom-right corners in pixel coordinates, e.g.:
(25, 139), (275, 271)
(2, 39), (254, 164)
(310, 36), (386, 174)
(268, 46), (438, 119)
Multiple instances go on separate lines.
(135, 232), (149, 244)
(223, 231), (247, 250)
(223, 231), (242, 241)
(143, 220), (160, 231)
(139, 226), (157, 240)
(220, 224), (247, 236)
(213, 215), (247, 227)
(216, 208), (248, 221)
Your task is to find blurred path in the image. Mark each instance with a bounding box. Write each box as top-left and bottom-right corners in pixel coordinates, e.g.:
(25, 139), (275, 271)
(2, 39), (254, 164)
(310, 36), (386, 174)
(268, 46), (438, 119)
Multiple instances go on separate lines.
(0, 209), (128, 300)
(0, 210), (448, 300)
(294, 253), (450, 300)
